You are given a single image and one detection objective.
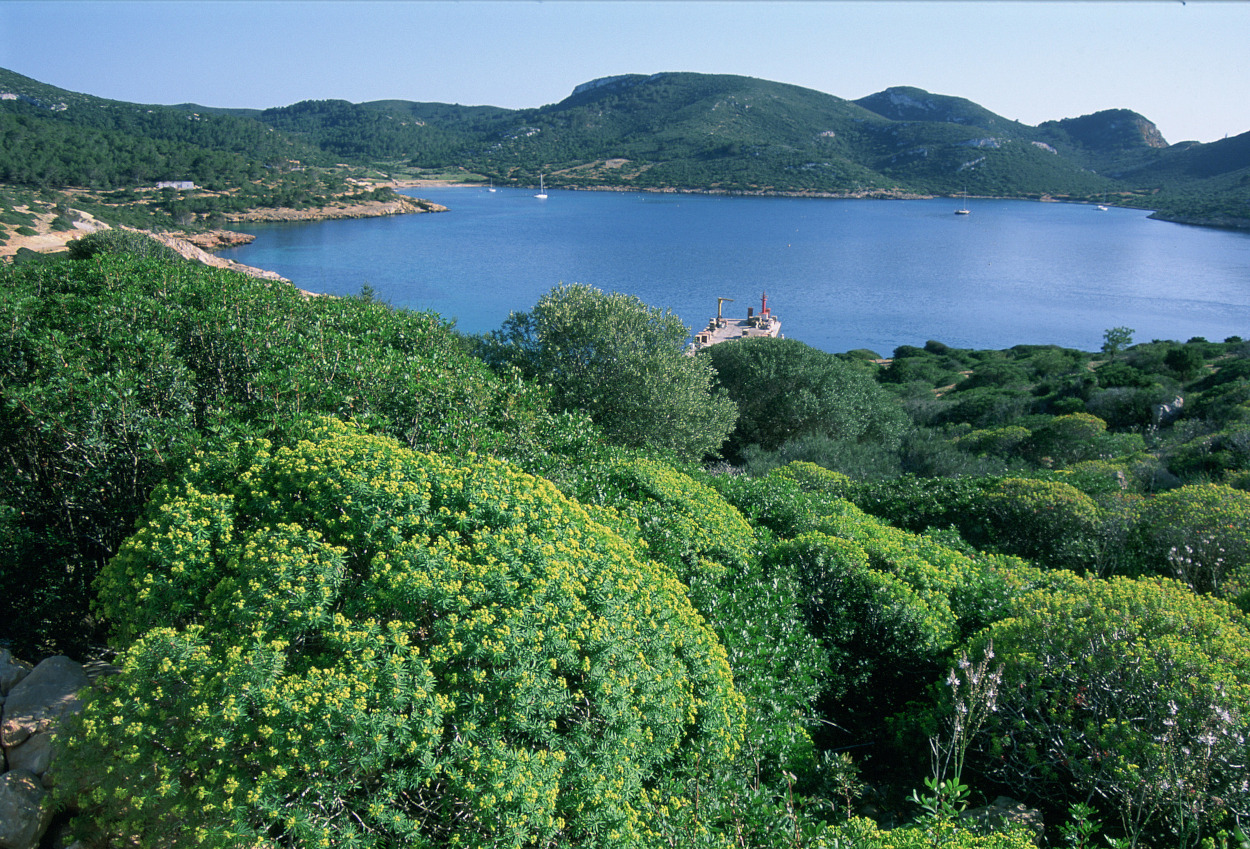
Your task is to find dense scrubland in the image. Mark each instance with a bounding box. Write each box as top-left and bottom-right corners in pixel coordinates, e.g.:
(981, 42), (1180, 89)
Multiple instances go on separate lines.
(3, 231), (1250, 848)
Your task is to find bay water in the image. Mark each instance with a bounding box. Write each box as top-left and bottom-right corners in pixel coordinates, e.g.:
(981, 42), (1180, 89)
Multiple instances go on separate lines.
(224, 187), (1250, 355)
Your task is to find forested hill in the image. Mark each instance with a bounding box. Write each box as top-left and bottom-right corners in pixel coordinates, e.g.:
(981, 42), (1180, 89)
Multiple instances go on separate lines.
(2, 67), (1248, 227)
(0, 67), (329, 186)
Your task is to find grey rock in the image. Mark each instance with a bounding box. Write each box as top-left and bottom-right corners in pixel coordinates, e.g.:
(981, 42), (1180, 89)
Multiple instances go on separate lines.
(1, 657), (88, 749)
(0, 769), (53, 849)
(6, 731), (53, 779)
(0, 650), (32, 698)
(962, 795), (1045, 845)
(1152, 395), (1185, 427)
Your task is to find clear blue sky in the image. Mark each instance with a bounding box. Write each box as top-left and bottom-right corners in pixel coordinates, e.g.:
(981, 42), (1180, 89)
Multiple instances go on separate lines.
(2, 0), (1246, 144)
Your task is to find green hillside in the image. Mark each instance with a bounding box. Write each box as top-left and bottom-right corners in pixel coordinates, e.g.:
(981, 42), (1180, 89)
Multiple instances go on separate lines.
(0, 67), (325, 184)
(2, 67), (1247, 227)
(853, 85), (1035, 138)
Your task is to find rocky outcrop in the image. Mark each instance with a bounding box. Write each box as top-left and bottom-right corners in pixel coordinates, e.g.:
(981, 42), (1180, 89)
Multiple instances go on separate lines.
(0, 654), (106, 849)
(0, 650), (30, 700)
(224, 194), (445, 223)
(1041, 109), (1169, 151)
(1152, 395), (1185, 427)
(180, 229), (256, 250)
(2, 656), (90, 754)
(143, 229), (290, 283)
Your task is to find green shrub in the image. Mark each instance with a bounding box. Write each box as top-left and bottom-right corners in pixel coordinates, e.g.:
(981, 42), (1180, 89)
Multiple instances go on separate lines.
(1024, 413), (1109, 466)
(972, 575), (1250, 848)
(1086, 385), (1175, 430)
(65, 228), (183, 262)
(953, 361), (1029, 392)
(849, 475), (994, 538)
(879, 356), (960, 387)
(1166, 344), (1207, 380)
(690, 555), (828, 788)
(574, 456), (756, 587)
(771, 461), (853, 498)
(974, 477), (1103, 571)
(1167, 426), (1250, 481)
(1048, 395), (1087, 415)
(704, 336), (909, 460)
(842, 348), (884, 361)
(765, 531), (956, 731)
(1126, 483), (1250, 604)
(1095, 361), (1154, 388)
(62, 420), (743, 848)
(742, 434), (905, 480)
(849, 475), (1104, 572)
(934, 389), (1035, 428)
(953, 426), (1031, 458)
(1060, 459), (1137, 495)
(0, 209), (34, 226)
(711, 469), (860, 542)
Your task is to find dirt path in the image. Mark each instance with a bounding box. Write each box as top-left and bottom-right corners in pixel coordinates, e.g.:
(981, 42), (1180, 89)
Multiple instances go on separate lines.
(0, 208), (111, 258)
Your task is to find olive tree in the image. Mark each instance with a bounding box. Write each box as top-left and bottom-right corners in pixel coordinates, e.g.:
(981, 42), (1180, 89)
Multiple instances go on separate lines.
(476, 284), (738, 461)
(1102, 326), (1135, 360)
(700, 336), (908, 462)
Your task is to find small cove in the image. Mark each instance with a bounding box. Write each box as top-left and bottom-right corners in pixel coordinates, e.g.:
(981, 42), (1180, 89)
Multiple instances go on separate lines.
(224, 188), (1250, 355)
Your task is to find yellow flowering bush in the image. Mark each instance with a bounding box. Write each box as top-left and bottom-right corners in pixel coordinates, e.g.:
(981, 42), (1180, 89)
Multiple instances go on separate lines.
(825, 817), (1037, 849)
(574, 457), (830, 798)
(575, 456), (756, 586)
(64, 419), (743, 848)
(771, 461), (854, 498)
(974, 477), (1103, 571)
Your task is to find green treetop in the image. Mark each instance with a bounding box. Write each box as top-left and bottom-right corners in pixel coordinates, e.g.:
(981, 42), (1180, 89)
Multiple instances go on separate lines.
(476, 283), (738, 462)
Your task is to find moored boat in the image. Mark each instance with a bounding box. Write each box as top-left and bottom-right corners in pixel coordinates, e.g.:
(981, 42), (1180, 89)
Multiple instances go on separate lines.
(688, 292), (781, 353)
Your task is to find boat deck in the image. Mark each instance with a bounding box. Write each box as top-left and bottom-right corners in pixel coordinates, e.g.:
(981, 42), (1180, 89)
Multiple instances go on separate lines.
(689, 314), (782, 352)
(688, 293), (781, 353)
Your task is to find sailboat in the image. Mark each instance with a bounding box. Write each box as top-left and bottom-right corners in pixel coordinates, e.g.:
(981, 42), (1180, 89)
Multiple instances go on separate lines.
(534, 174), (548, 200)
(488, 179), (496, 193)
(955, 188), (970, 215)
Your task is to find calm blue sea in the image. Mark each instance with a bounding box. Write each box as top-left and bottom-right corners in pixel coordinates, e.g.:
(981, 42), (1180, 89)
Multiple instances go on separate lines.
(223, 187), (1250, 355)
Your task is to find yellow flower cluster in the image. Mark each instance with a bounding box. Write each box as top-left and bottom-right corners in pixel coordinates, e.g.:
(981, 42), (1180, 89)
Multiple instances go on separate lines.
(69, 418), (744, 848)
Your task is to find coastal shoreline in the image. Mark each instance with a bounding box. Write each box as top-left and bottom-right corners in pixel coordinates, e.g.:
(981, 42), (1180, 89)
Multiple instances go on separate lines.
(8, 184), (1245, 289)
(0, 192), (448, 286)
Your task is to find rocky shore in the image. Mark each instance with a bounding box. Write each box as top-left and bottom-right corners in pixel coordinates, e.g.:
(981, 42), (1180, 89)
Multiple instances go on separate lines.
(223, 194), (445, 223)
(144, 229), (291, 283)
(2, 194), (446, 286)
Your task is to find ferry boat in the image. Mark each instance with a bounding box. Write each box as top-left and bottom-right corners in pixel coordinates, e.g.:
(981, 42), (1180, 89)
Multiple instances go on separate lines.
(688, 292), (781, 353)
